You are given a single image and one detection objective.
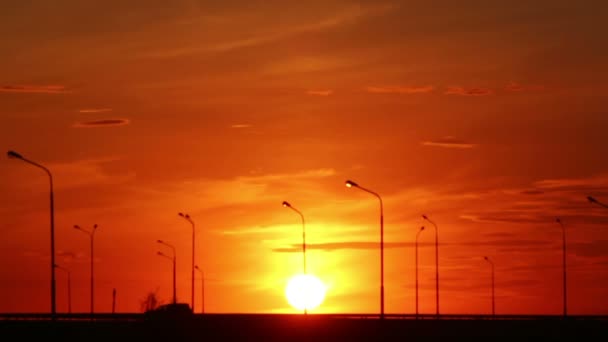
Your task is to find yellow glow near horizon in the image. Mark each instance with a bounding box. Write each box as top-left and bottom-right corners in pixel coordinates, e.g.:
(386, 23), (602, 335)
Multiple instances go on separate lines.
(285, 274), (326, 311)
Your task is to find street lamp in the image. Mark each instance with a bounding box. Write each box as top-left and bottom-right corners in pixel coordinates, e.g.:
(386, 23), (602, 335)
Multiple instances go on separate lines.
(483, 256), (495, 317)
(157, 240), (177, 304)
(178, 212), (196, 312)
(556, 218), (567, 318)
(415, 226), (425, 319)
(194, 265), (205, 314)
(588, 196), (608, 209)
(7, 150), (56, 319)
(422, 214), (439, 317)
(282, 201), (307, 314)
(74, 224), (98, 316)
(54, 264), (71, 314)
(345, 179), (384, 318)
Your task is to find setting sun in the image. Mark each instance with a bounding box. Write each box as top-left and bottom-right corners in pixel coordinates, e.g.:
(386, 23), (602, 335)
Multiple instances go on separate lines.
(285, 274), (326, 312)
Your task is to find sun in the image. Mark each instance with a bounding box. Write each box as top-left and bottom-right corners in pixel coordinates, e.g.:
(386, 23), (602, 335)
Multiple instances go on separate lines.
(285, 274), (326, 311)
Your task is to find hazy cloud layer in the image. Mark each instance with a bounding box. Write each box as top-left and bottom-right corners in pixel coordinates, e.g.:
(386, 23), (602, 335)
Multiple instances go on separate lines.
(366, 86), (434, 94)
(445, 86), (493, 96)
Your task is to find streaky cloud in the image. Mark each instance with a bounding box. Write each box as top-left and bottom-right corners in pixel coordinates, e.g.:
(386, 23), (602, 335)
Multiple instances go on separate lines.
(0, 84), (69, 94)
(421, 136), (476, 149)
(366, 85), (434, 94)
(73, 118), (130, 128)
(445, 86), (492, 96)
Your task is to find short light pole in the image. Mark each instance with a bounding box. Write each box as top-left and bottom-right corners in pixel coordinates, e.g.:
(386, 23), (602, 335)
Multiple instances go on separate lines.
(8, 150), (56, 320)
(54, 264), (71, 314)
(483, 256), (495, 317)
(178, 212), (196, 312)
(415, 226), (425, 319)
(422, 214), (439, 317)
(74, 224), (98, 316)
(556, 218), (567, 318)
(194, 265), (205, 314)
(346, 180), (384, 319)
(588, 196), (608, 209)
(157, 240), (177, 304)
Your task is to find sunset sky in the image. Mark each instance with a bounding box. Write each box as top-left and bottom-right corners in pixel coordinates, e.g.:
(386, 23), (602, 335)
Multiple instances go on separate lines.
(1, 0), (608, 315)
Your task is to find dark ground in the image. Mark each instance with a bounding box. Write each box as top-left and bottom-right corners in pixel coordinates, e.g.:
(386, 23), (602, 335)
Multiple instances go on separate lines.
(1, 314), (608, 341)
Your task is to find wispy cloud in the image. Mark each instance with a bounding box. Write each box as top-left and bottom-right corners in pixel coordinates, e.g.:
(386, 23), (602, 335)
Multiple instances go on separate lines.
(144, 4), (393, 58)
(73, 119), (130, 128)
(231, 124), (252, 128)
(366, 85), (434, 94)
(421, 136), (476, 149)
(0, 85), (69, 94)
(306, 90), (333, 96)
(505, 82), (545, 92)
(445, 86), (492, 96)
(78, 108), (113, 113)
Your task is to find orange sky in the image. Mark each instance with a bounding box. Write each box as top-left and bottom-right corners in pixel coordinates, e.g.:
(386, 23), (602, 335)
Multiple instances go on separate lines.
(1, 1), (608, 315)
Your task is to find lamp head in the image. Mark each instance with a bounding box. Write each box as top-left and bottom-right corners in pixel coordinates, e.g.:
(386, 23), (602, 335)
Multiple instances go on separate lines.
(420, 226), (425, 231)
(74, 225), (81, 230)
(556, 217), (561, 224)
(422, 214), (429, 220)
(195, 265), (200, 270)
(588, 196), (597, 203)
(157, 251), (163, 256)
(93, 224), (98, 229)
(157, 239), (163, 244)
(484, 256), (488, 261)
(7, 150), (23, 159)
(282, 201), (290, 208)
(345, 180), (357, 188)
(178, 212), (184, 217)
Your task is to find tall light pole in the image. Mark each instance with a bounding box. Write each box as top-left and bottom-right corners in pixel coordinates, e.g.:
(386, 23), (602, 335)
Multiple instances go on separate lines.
(282, 201), (307, 314)
(7, 150), (56, 319)
(74, 224), (98, 316)
(415, 226), (425, 319)
(345, 180), (384, 319)
(194, 265), (205, 314)
(54, 264), (71, 314)
(483, 256), (495, 317)
(588, 196), (608, 209)
(178, 212), (195, 312)
(157, 239), (177, 304)
(422, 214), (439, 317)
(556, 218), (567, 318)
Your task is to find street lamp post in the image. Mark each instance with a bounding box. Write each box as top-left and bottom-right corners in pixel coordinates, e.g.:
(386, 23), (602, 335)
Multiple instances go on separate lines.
(194, 265), (205, 314)
(74, 224), (98, 316)
(178, 212), (196, 312)
(588, 196), (608, 209)
(422, 214), (439, 317)
(54, 264), (71, 314)
(415, 226), (425, 319)
(157, 240), (177, 304)
(282, 201), (307, 314)
(7, 150), (57, 320)
(345, 180), (384, 319)
(556, 218), (567, 318)
(483, 256), (495, 317)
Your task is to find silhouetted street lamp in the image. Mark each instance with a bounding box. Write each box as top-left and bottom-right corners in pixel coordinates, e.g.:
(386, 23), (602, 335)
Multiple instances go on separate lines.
(282, 201), (307, 314)
(54, 264), (71, 314)
(194, 265), (205, 314)
(483, 256), (495, 317)
(588, 196), (608, 209)
(7, 150), (56, 319)
(74, 224), (98, 316)
(178, 212), (196, 312)
(157, 239), (177, 304)
(422, 214), (439, 317)
(346, 179), (384, 319)
(556, 218), (567, 318)
(415, 226), (425, 318)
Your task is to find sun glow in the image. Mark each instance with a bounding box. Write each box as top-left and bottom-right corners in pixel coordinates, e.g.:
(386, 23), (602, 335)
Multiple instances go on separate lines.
(285, 274), (326, 311)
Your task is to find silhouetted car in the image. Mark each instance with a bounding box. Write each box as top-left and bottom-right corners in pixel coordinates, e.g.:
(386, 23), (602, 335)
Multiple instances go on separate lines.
(144, 303), (193, 321)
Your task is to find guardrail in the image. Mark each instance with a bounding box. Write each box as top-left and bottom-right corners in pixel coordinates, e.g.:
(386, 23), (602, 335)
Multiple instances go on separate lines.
(1, 313), (607, 322)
